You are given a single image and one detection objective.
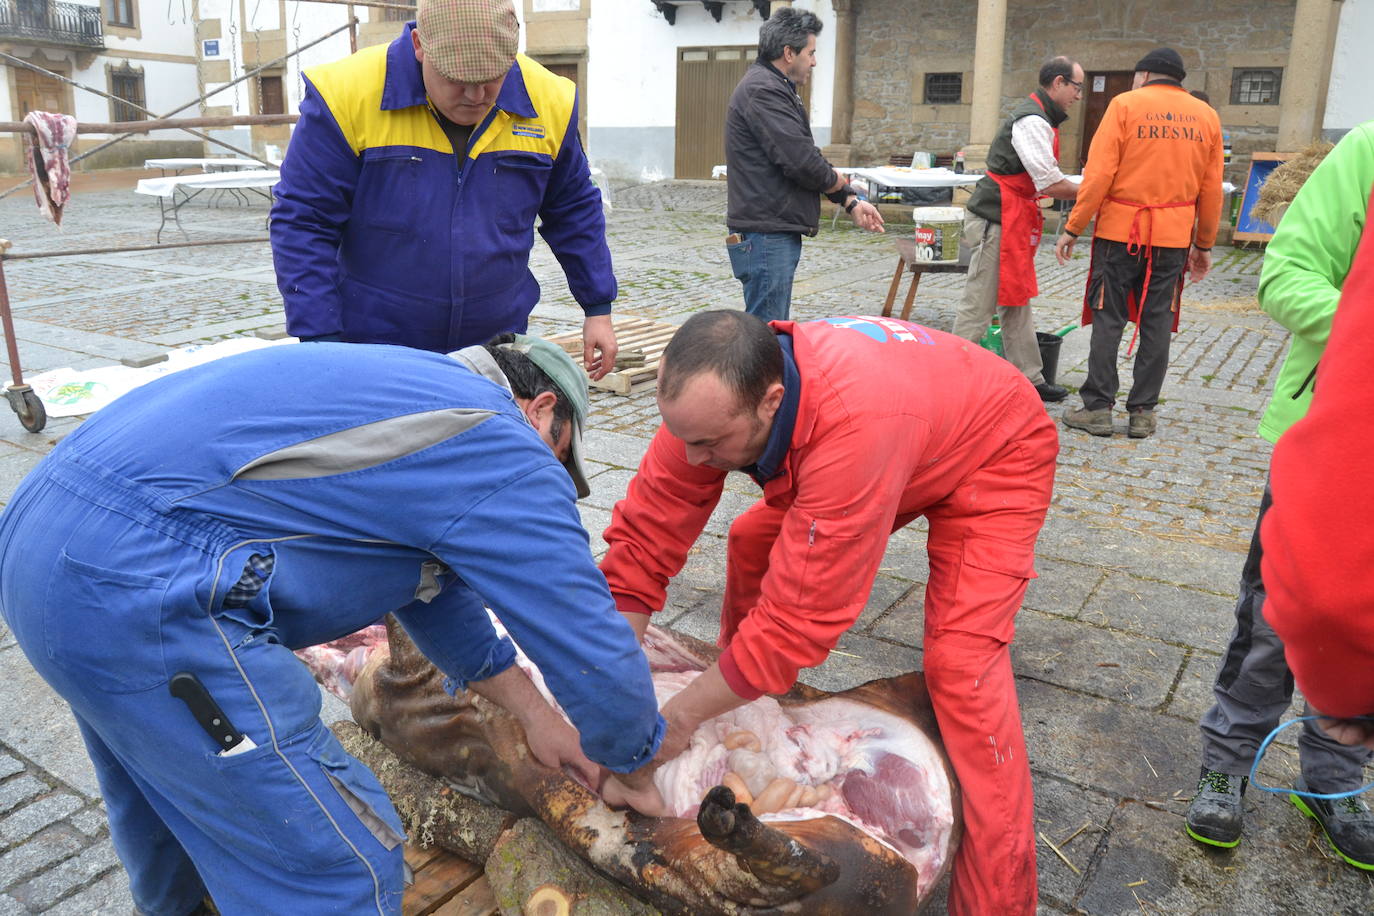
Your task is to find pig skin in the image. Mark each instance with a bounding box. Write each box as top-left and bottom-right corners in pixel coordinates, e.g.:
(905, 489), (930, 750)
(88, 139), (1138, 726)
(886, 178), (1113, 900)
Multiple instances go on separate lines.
(331, 615), (961, 914)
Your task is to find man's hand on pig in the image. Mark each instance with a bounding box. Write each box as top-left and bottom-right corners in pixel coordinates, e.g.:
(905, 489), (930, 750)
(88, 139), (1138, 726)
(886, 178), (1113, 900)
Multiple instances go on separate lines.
(525, 712), (600, 787)
(602, 765), (672, 817)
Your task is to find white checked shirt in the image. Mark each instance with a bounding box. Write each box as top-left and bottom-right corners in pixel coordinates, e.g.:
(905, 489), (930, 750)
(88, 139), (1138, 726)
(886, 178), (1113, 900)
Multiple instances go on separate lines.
(1010, 116), (1066, 192)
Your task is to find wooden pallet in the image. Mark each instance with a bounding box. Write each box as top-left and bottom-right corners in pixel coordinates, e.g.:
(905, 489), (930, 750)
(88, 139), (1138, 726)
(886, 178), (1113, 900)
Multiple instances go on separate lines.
(545, 316), (678, 395)
(402, 844), (498, 915)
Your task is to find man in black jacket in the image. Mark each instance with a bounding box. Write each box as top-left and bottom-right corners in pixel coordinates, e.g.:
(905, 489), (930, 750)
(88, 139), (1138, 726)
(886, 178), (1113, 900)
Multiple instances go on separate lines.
(725, 8), (883, 321)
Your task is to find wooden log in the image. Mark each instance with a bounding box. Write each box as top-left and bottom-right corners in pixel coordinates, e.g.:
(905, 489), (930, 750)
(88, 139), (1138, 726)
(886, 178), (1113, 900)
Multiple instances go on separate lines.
(484, 819), (660, 916)
(332, 721), (516, 863)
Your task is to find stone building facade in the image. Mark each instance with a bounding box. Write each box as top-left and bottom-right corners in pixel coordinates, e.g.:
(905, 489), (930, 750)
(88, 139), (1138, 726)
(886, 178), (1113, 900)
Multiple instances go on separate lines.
(833, 0), (1341, 185)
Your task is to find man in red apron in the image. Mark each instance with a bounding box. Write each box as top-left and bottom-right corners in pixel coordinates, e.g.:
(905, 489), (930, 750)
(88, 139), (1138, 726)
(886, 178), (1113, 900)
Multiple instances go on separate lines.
(954, 56), (1083, 402)
(1054, 48), (1224, 438)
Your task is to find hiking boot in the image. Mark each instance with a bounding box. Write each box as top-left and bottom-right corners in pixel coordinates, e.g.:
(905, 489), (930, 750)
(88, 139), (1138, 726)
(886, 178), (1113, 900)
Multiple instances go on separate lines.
(1128, 408), (1157, 439)
(1186, 768), (1246, 848)
(1290, 777), (1374, 870)
(1035, 382), (1069, 403)
(1063, 406), (1113, 437)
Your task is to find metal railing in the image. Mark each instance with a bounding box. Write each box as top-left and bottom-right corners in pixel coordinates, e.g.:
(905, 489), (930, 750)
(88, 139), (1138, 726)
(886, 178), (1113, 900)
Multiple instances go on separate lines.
(0, 0), (103, 50)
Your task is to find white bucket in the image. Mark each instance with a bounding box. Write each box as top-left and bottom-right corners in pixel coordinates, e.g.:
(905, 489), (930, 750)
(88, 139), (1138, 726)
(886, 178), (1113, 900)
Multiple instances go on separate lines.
(911, 207), (964, 264)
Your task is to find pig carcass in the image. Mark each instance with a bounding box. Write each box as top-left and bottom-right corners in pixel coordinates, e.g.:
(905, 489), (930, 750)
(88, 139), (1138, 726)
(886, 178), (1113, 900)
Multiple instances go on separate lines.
(302, 617), (960, 914)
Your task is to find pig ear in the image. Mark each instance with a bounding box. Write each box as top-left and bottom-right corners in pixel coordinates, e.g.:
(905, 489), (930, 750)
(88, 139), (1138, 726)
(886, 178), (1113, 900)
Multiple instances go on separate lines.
(383, 614), (432, 676)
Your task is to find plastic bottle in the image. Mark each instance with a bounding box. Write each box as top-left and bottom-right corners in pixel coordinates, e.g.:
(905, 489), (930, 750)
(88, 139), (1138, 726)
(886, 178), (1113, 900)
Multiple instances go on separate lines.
(954, 150), (966, 174)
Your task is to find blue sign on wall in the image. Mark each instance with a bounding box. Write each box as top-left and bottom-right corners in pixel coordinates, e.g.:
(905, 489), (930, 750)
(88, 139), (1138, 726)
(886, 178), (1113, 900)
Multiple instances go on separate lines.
(203, 39), (221, 58)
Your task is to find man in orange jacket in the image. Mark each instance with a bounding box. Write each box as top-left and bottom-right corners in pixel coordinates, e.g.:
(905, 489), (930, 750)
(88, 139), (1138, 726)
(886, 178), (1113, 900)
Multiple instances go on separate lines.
(1054, 48), (1223, 438)
(598, 310), (1058, 915)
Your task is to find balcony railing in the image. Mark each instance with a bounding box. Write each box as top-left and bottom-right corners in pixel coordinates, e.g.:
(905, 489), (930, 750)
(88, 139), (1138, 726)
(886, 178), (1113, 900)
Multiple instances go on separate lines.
(0, 0), (104, 50)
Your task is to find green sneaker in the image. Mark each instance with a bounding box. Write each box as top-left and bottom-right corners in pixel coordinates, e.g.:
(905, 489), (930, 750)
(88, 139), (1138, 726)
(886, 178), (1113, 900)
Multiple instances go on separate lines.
(1185, 768), (1246, 848)
(1290, 778), (1374, 870)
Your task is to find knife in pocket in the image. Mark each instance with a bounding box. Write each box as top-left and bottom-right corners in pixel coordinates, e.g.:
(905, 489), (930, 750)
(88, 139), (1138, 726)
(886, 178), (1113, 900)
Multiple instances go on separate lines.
(170, 671), (258, 756)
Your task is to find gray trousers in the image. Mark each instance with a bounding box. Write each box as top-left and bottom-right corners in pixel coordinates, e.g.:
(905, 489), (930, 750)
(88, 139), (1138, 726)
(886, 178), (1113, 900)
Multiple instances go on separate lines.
(952, 213), (1046, 386)
(1080, 238), (1186, 412)
(1199, 480), (1372, 791)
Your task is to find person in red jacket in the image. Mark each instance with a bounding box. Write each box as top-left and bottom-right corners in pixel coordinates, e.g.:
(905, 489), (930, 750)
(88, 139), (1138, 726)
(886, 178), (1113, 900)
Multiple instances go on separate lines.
(599, 310), (1058, 915)
(1262, 189), (1374, 749)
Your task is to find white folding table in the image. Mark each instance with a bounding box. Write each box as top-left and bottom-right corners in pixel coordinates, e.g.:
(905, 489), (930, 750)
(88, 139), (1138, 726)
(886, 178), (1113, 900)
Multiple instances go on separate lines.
(833, 167), (982, 226)
(134, 169), (281, 242)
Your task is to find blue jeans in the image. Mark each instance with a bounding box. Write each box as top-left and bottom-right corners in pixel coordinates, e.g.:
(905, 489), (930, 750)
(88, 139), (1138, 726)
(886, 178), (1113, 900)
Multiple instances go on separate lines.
(727, 231), (803, 322)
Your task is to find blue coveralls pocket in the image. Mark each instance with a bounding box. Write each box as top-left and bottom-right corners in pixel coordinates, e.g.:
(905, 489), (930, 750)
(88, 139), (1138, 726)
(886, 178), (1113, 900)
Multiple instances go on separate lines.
(211, 721), (402, 874)
(43, 549), (169, 694)
(491, 151), (552, 232)
(310, 730), (407, 852)
(355, 149), (426, 234)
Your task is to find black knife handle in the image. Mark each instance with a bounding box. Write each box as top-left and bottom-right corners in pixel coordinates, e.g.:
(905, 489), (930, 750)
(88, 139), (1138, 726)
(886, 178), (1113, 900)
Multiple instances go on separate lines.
(169, 671), (244, 750)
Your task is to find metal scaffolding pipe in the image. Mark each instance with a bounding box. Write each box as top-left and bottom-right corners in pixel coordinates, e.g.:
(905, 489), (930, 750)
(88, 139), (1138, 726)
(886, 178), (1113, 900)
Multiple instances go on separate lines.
(0, 49), (264, 162)
(0, 18), (356, 200)
(0, 114), (298, 135)
(0, 237), (271, 261)
(304, 0), (415, 10)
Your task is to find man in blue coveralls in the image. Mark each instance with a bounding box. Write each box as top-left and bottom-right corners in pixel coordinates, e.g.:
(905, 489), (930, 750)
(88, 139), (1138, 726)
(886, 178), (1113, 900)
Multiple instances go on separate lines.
(0, 336), (666, 915)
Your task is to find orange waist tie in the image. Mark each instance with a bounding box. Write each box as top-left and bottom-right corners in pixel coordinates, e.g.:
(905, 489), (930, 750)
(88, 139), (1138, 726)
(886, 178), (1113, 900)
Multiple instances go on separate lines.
(1105, 197), (1194, 356)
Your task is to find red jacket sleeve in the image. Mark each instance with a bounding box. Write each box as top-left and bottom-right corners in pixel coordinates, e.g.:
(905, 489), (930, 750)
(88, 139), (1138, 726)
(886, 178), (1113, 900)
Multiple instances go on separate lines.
(1261, 189), (1374, 719)
(726, 419), (916, 695)
(601, 424), (727, 615)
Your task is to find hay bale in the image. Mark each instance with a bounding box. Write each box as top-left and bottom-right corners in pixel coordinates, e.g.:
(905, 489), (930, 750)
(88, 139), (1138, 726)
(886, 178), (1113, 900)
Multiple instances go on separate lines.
(1254, 141), (1333, 227)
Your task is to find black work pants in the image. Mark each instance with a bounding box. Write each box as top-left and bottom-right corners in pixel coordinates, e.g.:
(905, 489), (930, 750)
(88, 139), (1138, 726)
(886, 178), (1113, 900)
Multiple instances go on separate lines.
(1079, 238), (1188, 412)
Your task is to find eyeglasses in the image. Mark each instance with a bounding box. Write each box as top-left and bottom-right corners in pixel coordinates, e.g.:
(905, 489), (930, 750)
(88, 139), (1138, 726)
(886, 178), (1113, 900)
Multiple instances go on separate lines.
(1064, 78), (1083, 92)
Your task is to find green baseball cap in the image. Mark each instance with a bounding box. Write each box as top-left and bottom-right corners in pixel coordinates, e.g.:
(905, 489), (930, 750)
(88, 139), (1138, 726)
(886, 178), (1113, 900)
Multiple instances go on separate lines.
(502, 334), (591, 499)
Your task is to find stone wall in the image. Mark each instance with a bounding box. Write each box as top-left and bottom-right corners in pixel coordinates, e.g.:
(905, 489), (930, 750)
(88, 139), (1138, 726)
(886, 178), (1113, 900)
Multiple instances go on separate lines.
(852, 0), (973, 165)
(851, 0), (1297, 184)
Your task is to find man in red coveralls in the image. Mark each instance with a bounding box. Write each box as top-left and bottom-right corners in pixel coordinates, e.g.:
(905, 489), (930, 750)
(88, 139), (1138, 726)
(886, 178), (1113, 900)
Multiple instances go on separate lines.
(599, 310), (1058, 914)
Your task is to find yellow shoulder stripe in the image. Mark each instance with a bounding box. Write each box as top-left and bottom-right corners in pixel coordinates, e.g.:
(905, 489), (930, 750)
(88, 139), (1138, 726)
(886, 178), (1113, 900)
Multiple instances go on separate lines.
(469, 54), (573, 160)
(306, 45), (450, 155)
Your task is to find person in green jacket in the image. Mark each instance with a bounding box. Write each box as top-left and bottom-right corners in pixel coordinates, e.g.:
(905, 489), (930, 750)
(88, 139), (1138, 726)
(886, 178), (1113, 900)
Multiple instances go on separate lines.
(1185, 121), (1374, 867)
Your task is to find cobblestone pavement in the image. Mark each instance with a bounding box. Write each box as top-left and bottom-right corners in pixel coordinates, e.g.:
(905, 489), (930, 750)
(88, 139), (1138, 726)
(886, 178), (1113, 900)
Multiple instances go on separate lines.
(0, 177), (1368, 914)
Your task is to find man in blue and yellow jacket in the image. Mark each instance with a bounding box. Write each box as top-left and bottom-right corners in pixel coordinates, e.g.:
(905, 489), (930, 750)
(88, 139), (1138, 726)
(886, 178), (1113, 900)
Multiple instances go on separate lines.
(271, 0), (619, 376)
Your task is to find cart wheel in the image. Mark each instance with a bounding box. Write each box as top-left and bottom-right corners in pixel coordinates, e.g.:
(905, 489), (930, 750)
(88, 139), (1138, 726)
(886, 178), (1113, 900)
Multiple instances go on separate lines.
(5, 386), (46, 433)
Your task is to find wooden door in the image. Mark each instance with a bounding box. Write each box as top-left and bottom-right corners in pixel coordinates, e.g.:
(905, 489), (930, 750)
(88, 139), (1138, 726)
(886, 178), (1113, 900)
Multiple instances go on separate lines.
(1078, 71), (1135, 166)
(544, 62), (579, 87)
(534, 60), (584, 143)
(13, 66), (66, 117)
(675, 46), (754, 179)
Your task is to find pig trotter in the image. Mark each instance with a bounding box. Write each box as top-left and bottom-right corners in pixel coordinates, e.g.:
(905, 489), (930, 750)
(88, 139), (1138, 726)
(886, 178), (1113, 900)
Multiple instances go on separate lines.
(697, 785), (840, 895)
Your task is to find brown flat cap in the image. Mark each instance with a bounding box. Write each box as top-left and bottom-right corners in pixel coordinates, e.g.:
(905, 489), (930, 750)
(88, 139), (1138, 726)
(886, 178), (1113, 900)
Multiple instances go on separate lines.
(417, 0), (519, 84)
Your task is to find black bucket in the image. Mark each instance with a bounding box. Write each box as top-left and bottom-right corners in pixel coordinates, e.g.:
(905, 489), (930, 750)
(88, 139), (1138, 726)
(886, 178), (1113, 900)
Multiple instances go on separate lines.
(1036, 332), (1064, 388)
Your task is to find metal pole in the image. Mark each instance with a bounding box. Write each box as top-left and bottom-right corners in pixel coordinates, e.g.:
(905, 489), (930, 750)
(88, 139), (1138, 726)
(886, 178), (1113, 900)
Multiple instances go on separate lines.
(0, 50), (265, 162)
(0, 18), (356, 200)
(0, 115), (298, 135)
(0, 237), (271, 261)
(304, 0), (414, 10)
(0, 245), (24, 388)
